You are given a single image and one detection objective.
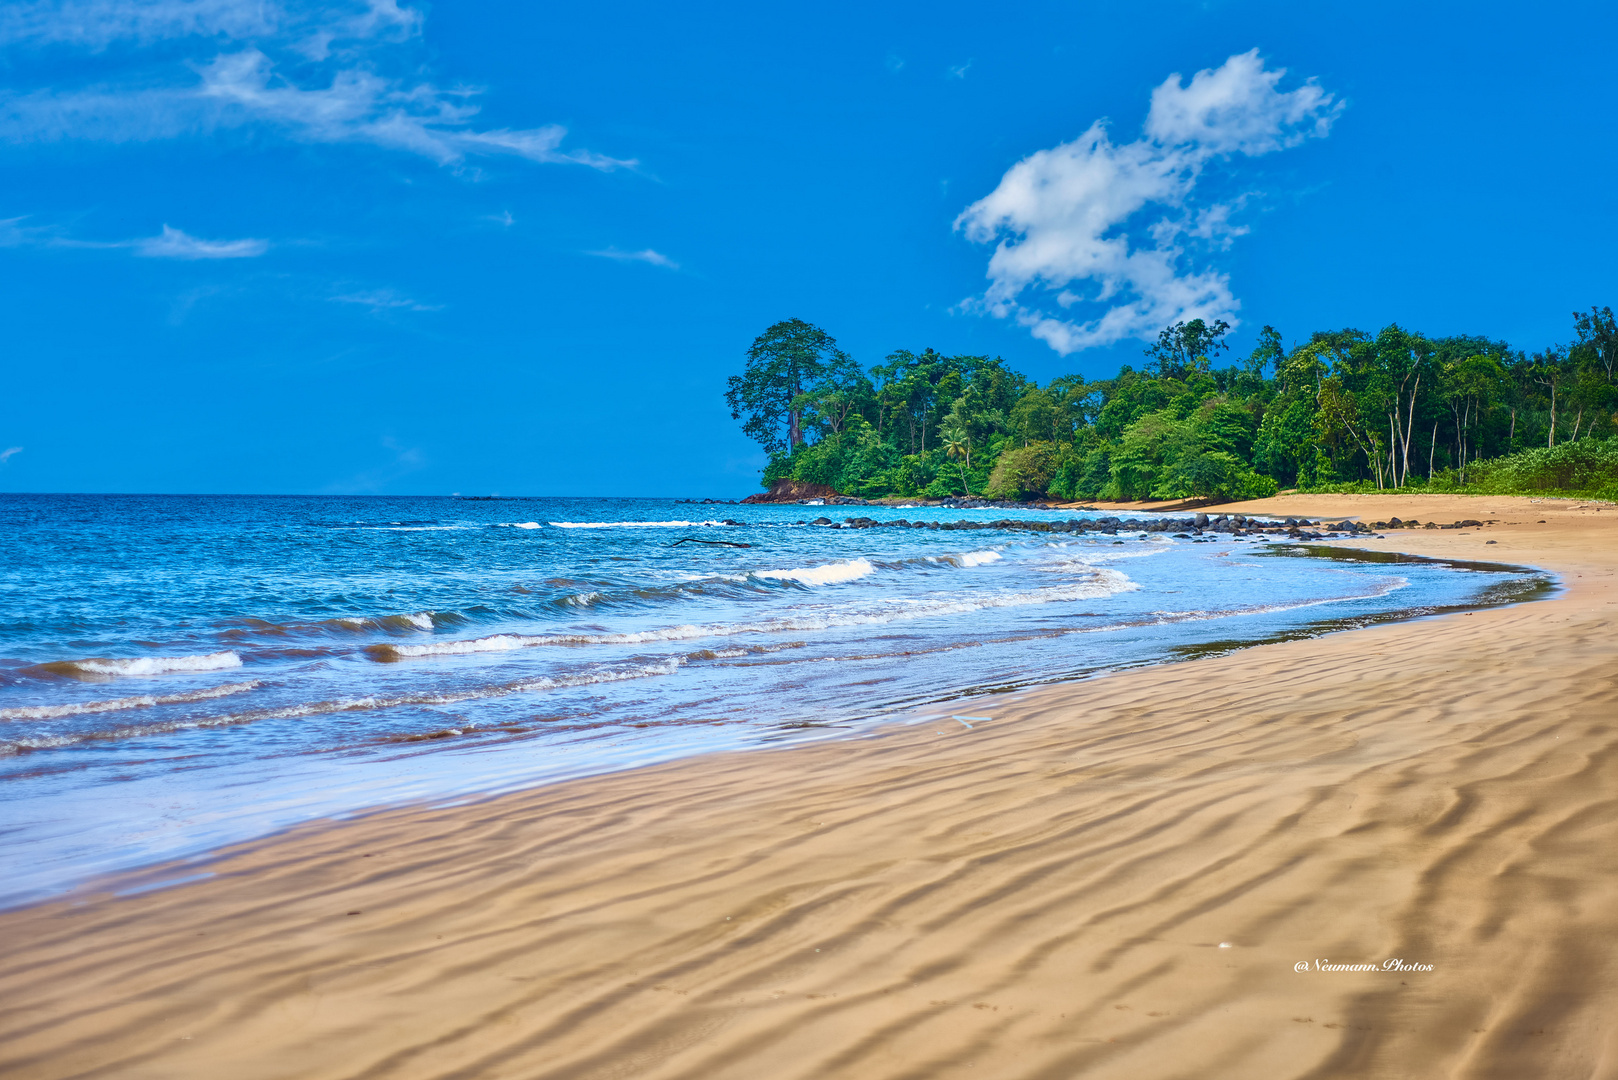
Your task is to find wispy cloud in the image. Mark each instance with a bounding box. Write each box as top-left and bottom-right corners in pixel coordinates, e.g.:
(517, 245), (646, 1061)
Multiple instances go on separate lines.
(0, 0), (632, 170)
(0, 446), (21, 465)
(136, 223), (267, 258)
(948, 60), (973, 80)
(956, 49), (1340, 354)
(585, 246), (679, 270)
(0, 215), (268, 258)
(331, 287), (440, 312)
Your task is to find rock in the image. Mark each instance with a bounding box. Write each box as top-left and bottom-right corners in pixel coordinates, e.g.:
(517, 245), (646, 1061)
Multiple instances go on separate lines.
(1194, 513), (1209, 527)
(741, 479), (841, 504)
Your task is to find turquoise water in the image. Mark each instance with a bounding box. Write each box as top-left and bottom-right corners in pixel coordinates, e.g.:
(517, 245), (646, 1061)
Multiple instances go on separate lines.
(0, 494), (1540, 904)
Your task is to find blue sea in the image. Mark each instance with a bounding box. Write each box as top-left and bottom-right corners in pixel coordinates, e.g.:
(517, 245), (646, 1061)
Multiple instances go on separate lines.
(0, 494), (1543, 905)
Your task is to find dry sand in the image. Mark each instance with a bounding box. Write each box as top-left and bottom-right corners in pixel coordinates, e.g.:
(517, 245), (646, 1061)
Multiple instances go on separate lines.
(2, 494), (1616, 1080)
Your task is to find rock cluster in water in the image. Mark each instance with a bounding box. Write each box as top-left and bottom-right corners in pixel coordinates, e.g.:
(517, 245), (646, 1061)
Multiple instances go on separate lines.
(795, 513), (1384, 540)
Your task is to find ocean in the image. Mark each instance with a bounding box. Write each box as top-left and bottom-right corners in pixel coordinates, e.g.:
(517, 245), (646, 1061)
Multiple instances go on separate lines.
(0, 493), (1544, 905)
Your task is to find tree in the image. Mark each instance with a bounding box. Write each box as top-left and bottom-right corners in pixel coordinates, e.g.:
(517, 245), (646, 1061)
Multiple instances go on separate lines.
(1528, 347), (1571, 447)
(725, 319), (854, 454)
(942, 424), (971, 493)
(1573, 306), (1618, 384)
(1144, 318), (1231, 379)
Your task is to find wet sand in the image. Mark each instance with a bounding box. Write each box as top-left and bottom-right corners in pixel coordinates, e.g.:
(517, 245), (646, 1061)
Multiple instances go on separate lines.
(2, 494), (1615, 1080)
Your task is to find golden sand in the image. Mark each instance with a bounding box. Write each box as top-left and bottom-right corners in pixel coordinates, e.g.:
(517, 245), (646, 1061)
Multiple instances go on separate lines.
(2, 495), (1615, 1079)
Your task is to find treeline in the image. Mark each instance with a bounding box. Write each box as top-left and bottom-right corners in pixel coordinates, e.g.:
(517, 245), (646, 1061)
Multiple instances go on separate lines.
(725, 311), (1618, 502)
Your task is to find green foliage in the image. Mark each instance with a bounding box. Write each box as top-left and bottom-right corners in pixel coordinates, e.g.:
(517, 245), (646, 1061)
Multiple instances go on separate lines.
(986, 442), (1063, 500)
(1455, 436), (1618, 498)
(726, 319), (861, 454)
(730, 309), (1618, 504)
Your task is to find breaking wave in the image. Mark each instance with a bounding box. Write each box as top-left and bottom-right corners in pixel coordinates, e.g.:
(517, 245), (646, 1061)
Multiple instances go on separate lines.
(752, 558), (876, 586)
(928, 549), (1003, 568)
(26, 651), (243, 680)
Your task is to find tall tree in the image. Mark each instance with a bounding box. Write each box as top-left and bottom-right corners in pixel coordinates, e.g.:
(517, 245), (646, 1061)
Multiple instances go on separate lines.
(1144, 318), (1231, 379)
(1573, 306), (1618, 384)
(726, 319), (853, 454)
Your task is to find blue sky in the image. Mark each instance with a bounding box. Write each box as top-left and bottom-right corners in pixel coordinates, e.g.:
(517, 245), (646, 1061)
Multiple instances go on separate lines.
(2, 0), (1614, 496)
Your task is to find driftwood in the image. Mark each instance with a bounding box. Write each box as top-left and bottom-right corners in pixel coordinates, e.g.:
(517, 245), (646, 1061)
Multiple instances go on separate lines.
(671, 538), (752, 548)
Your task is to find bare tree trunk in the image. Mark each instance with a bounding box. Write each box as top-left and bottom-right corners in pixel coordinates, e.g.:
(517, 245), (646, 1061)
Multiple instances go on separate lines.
(1548, 385), (1556, 447)
(1390, 410), (1403, 488)
(1509, 407), (1517, 445)
(1461, 398), (1471, 482)
(1572, 407), (1583, 441)
(1400, 372), (1421, 487)
(1428, 423), (1437, 480)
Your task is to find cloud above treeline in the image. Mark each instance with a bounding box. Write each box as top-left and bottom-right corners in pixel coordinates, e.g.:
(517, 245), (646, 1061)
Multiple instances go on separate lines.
(956, 49), (1341, 354)
(0, 0), (633, 170)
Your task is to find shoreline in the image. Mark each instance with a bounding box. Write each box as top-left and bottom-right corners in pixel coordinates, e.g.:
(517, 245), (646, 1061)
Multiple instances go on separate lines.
(0, 528), (1546, 913)
(2, 494), (1614, 1078)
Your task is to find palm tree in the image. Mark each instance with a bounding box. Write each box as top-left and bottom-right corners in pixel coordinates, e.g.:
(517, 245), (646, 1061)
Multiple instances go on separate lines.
(942, 424), (971, 494)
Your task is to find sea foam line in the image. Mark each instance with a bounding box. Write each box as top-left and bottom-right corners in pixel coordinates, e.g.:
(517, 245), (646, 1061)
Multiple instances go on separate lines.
(548, 520), (729, 529)
(368, 569), (1137, 660)
(0, 661), (684, 754)
(0, 681), (261, 722)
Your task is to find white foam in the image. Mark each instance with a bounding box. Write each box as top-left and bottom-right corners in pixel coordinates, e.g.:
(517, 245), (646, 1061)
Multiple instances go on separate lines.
(369, 569), (1138, 659)
(1, 662), (683, 753)
(752, 558), (876, 586)
(548, 520), (727, 529)
(498, 522), (543, 529)
(53, 651), (243, 678)
(0, 681), (261, 722)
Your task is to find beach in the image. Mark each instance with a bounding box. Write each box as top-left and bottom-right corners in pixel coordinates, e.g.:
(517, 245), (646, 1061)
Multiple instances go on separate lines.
(1, 494), (1614, 1079)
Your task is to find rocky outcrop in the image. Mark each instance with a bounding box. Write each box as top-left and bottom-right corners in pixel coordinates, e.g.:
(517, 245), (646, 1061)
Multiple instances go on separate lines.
(740, 480), (841, 504)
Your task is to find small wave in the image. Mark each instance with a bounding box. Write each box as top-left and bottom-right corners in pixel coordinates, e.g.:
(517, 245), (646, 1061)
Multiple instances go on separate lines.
(548, 520), (728, 529)
(0, 681), (260, 722)
(752, 558), (876, 586)
(335, 612), (435, 632)
(367, 569), (1137, 660)
(0, 662), (683, 754)
(926, 549), (1003, 569)
(27, 651), (243, 681)
(496, 522), (543, 530)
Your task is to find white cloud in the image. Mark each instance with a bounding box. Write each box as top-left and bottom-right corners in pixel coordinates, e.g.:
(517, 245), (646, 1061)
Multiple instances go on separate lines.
(0, 0), (631, 170)
(956, 49), (1340, 354)
(0, 446), (21, 465)
(0, 215), (269, 257)
(586, 246), (679, 270)
(1145, 49), (1339, 155)
(948, 60), (973, 80)
(331, 287), (440, 311)
(0, 0), (278, 50)
(135, 223), (267, 258)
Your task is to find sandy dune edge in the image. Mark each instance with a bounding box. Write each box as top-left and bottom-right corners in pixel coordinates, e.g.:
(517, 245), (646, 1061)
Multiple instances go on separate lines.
(1, 495), (1615, 1080)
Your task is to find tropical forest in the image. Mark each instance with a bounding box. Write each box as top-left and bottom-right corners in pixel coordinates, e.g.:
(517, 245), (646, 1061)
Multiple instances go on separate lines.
(726, 311), (1618, 503)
